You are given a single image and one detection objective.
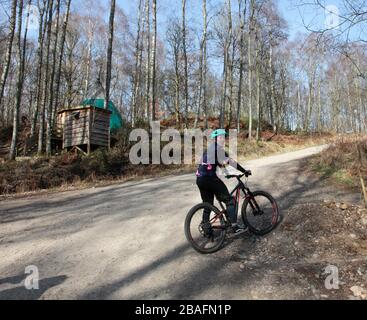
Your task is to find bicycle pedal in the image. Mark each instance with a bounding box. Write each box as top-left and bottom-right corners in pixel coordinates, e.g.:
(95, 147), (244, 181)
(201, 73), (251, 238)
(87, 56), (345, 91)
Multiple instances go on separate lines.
(227, 228), (248, 238)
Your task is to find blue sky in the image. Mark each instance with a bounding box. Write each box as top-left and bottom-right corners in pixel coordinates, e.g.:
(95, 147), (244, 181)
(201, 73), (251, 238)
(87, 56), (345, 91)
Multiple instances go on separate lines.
(115, 0), (340, 40)
(0, 0), (348, 43)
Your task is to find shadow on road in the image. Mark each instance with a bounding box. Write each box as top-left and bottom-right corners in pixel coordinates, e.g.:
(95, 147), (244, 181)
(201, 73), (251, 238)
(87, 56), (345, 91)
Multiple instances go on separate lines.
(0, 274), (26, 286)
(78, 157), (361, 299)
(0, 275), (67, 300)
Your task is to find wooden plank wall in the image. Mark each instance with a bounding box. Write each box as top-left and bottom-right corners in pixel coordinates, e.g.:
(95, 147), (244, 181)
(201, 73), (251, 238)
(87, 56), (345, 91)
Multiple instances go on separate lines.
(63, 109), (90, 148)
(90, 109), (110, 147)
(60, 107), (111, 150)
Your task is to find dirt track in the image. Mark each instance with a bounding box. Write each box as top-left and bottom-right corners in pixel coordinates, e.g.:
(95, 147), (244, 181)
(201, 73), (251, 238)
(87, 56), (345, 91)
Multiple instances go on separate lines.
(0, 145), (365, 300)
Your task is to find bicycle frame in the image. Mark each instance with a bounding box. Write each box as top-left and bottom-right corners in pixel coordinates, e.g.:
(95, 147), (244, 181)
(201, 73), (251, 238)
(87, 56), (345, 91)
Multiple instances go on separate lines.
(216, 177), (262, 222)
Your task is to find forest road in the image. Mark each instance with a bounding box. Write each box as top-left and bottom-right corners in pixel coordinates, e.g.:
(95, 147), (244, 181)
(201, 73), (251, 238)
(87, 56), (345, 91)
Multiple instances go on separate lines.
(0, 144), (363, 299)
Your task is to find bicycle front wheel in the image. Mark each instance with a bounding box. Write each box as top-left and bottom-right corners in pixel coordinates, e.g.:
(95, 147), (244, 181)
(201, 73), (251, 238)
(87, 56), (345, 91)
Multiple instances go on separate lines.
(184, 203), (227, 254)
(241, 191), (279, 235)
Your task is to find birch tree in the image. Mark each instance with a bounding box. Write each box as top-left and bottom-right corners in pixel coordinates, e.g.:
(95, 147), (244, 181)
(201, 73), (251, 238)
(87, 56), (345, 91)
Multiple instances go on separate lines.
(0, 0), (18, 120)
(182, 0), (189, 127)
(9, 0), (25, 160)
(38, 0), (54, 154)
(105, 0), (116, 110)
(131, 0), (144, 127)
(149, 0), (157, 121)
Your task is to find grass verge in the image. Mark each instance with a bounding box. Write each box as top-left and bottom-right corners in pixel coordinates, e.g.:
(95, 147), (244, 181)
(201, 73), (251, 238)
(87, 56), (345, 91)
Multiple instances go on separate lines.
(308, 134), (367, 199)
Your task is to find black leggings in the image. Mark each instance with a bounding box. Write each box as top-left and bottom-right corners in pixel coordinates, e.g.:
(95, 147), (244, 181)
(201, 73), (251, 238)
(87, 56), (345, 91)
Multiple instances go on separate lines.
(196, 176), (237, 224)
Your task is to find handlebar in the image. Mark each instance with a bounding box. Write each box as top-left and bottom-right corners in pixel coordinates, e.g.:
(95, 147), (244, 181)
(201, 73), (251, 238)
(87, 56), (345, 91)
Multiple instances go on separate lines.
(226, 170), (252, 180)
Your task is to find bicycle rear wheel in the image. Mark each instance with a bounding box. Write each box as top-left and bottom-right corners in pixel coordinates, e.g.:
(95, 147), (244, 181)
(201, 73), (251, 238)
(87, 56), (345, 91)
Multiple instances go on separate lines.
(241, 191), (279, 235)
(184, 203), (227, 254)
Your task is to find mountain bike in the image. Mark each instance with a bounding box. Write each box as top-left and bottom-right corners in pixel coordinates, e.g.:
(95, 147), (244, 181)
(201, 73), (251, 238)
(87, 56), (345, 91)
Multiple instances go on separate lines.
(184, 171), (280, 254)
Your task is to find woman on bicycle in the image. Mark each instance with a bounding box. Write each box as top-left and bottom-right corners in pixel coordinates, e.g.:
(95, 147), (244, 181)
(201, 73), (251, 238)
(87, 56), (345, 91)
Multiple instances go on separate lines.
(196, 129), (248, 234)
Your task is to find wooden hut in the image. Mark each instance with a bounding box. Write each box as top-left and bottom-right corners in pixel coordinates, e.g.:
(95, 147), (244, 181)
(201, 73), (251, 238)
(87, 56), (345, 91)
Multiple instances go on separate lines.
(56, 105), (112, 154)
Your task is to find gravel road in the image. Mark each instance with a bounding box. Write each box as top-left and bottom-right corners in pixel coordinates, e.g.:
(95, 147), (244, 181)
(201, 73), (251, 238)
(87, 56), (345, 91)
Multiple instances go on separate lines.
(0, 145), (362, 299)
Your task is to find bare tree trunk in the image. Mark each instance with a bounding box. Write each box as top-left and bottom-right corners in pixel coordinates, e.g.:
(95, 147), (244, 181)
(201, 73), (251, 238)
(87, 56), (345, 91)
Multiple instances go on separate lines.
(277, 67), (286, 128)
(0, 0), (18, 120)
(255, 49), (260, 141)
(105, 0), (116, 110)
(254, 17), (261, 141)
(174, 44), (180, 126)
(297, 82), (301, 131)
(53, 0), (72, 123)
(65, 48), (73, 107)
(202, 0), (208, 129)
(269, 45), (276, 133)
(357, 75), (364, 133)
(131, 0), (144, 127)
(227, 0), (234, 126)
(237, 0), (247, 133)
(194, 37), (203, 129)
(22, 0), (31, 88)
(46, 0), (61, 155)
(305, 67), (316, 133)
(220, 47), (228, 128)
(355, 57), (365, 133)
(194, 0), (208, 129)
(247, 0), (254, 139)
(182, 0), (189, 128)
(31, 0), (47, 137)
(317, 79), (322, 132)
(144, 0), (151, 121)
(137, 0), (147, 119)
(347, 80), (354, 132)
(38, 0), (54, 155)
(220, 0), (232, 128)
(305, 80), (313, 132)
(332, 73), (338, 133)
(5, 73), (15, 126)
(150, 0), (157, 121)
(228, 35), (235, 126)
(84, 22), (94, 100)
(9, 0), (26, 160)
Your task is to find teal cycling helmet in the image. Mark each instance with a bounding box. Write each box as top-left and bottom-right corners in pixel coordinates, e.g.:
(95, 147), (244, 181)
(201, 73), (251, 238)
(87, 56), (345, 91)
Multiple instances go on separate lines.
(210, 129), (227, 139)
